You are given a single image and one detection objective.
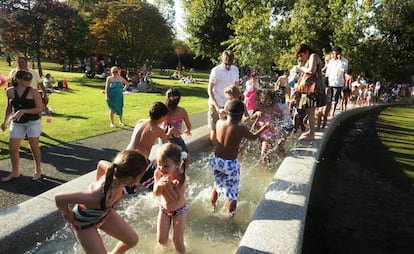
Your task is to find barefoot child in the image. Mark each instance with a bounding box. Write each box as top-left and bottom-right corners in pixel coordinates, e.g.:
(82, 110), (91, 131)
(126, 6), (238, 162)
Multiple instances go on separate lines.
(55, 150), (148, 254)
(153, 143), (188, 254)
(126, 101), (174, 191)
(210, 100), (269, 217)
(164, 88), (192, 169)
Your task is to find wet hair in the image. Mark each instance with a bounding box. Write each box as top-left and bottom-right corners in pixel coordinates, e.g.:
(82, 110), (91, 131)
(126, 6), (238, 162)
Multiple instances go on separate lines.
(165, 88), (181, 111)
(158, 143), (186, 183)
(224, 85), (243, 101)
(225, 100), (245, 117)
(149, 101), (169, 120)
(102, 150), (148, 208)
(221, 50), (235, 63)
(259, 89), (276, 106)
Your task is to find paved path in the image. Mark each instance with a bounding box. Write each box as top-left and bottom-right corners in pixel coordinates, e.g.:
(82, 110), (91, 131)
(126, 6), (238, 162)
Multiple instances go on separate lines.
(0, 112), (207, 211)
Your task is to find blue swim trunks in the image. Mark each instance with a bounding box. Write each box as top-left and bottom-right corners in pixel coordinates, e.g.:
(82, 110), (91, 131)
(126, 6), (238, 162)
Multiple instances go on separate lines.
(210, 155), (240, 201)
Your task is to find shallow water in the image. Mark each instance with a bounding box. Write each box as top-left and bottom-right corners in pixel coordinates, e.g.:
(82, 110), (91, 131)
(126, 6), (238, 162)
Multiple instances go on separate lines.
(25, 137), (293, 254)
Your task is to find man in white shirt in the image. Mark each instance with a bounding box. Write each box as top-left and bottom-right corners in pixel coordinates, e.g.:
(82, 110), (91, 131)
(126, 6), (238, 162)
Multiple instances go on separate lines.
(207, 50), (240, 144)
(8, 56), (47, 98)
(326, 47), (348, 116)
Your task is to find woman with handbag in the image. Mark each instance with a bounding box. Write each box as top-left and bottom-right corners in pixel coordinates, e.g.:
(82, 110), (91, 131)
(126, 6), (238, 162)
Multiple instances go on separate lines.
(294, 44), (325, 140)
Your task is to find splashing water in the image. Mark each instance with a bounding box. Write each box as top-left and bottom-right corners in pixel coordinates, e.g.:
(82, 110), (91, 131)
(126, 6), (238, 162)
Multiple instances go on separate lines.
(24, 138), (295, 254)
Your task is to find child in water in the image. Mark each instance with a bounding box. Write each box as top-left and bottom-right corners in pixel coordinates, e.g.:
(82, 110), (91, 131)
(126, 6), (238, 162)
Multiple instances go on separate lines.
(211, 100), (269, 217)
(164, 88), (192, 169)
(55, 150), (148, 254)
(252, 90), (287, 164)
(153, 143), (188, 254)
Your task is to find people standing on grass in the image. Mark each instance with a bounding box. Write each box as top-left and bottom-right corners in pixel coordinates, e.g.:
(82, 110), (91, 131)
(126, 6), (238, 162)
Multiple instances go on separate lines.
(210, 100), (269, 217)
(207, 50), (240, 146)
(55, 150), (148, 254)
(105, 66), (129, 128)
(153, 143), (188, 254)
(1, 70), (44, 182)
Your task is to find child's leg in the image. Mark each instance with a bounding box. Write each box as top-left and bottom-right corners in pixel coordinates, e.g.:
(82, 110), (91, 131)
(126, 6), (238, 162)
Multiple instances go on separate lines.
(172, 213), (187, 254)
(227, 199), (237, 217)
(100, 211), (139, 253)
(210, 187), (218, 210)
(73, 228), (107, 254)
(157, 210), (172, 246)
(260, 141), (270, 164)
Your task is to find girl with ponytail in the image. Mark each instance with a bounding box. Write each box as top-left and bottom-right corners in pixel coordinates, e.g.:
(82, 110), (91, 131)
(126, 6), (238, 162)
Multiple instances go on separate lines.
(55, 150), (148, 254)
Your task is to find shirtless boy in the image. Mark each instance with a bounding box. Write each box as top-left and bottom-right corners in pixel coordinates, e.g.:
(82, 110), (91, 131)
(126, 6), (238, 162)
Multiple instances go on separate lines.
(125, 101), (174, 191)
(210, 100), (269, 217)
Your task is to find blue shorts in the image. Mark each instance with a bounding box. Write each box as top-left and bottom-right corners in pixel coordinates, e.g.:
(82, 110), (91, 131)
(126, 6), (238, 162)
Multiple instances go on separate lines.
(10, 119), (42, 139)
(210, 155), (240, 201)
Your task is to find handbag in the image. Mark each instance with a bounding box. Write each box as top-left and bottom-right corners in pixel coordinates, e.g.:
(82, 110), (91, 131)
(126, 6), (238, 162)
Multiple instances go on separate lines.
(295, 72), (318, 94)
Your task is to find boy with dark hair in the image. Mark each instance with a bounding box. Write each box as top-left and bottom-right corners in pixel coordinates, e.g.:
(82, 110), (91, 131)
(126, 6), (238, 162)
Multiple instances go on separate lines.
(126, 102), (174, 190)
(210, 100), (269, 217)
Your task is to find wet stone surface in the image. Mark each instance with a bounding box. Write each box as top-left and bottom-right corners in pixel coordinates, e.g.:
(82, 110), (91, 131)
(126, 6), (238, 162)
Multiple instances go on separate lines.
(303, 110), (414, 254)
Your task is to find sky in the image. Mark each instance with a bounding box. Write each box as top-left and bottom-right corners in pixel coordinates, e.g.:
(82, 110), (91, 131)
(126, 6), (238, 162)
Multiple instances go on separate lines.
(148, 0), (186, 40)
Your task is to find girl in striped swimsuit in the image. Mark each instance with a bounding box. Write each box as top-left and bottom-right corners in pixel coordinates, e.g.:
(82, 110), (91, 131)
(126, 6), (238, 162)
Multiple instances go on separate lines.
(55, 150), (148, 253)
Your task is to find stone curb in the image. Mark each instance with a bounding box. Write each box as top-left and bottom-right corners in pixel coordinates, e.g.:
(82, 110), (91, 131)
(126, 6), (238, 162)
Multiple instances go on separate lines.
(236, 104), (388, 254)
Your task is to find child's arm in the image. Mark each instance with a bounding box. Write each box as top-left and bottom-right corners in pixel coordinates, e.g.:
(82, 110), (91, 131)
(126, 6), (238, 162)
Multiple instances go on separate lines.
(158, 125), (175, 141)
(244, 122), (270, 140)
(181, 109), (192, 135)
(96, 160), (111, 180)
(55, 190), (99, 222)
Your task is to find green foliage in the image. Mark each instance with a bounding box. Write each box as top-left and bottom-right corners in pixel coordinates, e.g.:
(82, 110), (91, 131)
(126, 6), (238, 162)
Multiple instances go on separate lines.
(88, 0), (173, 66)
(0, 1), (88, 60)
(183, 0), (234, 62)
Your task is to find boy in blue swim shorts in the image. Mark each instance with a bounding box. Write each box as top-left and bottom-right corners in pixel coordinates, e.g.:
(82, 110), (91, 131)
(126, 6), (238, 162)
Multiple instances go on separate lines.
(210, 100), (269, 217)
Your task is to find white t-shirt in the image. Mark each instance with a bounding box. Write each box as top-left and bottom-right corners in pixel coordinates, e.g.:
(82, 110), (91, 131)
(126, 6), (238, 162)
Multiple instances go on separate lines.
(208, 64), (239, 107)
(326, 57), (348, 87)
(8, 68), (42, 90)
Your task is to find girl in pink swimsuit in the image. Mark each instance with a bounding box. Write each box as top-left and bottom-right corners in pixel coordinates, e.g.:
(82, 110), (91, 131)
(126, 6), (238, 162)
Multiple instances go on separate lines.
(164, 88), (192, 168)
(251, 90), (287, 164)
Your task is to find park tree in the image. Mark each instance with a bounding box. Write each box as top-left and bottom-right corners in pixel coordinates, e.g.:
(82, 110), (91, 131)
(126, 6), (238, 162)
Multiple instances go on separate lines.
(88, 0), (173, 67)
(0, 0), (88, 76)
(182, 0), (234, 63)
(370, 0), (414, 82)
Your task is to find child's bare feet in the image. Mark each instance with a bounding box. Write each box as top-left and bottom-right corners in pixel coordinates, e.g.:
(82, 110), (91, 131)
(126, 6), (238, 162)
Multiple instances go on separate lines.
(32, 173), (42, 181)
(1, 173), (20, 182)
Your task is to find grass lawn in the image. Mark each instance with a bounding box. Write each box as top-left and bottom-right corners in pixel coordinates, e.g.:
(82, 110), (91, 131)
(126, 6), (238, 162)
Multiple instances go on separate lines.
(377, 105), (414, 183)
(0, 59), (210, 160)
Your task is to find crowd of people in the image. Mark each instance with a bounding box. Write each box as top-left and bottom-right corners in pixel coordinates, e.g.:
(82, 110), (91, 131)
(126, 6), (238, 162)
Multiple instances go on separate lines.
(2, 48), (414, 254)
